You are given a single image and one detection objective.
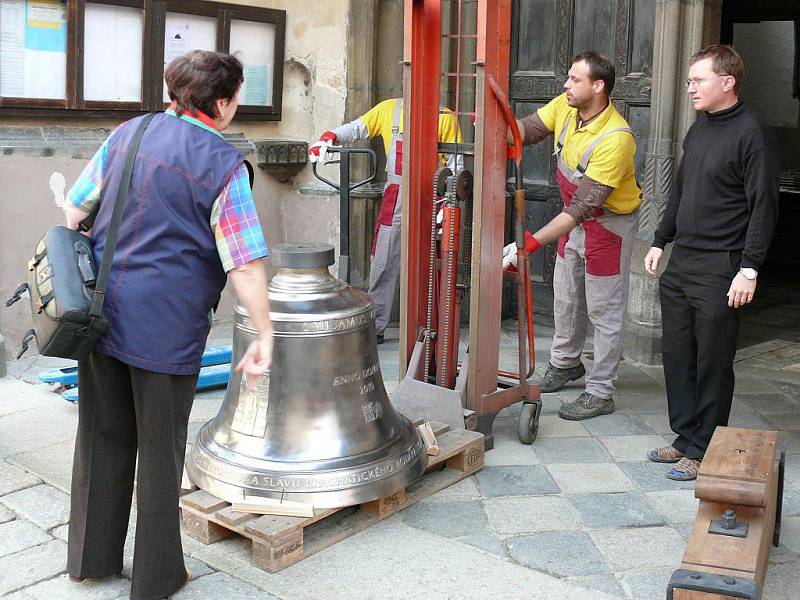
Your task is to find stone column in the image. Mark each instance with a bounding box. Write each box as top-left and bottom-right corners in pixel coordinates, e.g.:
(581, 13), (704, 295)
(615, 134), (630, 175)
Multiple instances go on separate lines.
(623, 0), (722, 365)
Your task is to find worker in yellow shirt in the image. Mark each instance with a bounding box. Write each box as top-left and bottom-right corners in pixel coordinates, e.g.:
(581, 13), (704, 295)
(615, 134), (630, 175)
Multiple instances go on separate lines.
(309, 98), (461, 344)
(504, 51), (641, 420)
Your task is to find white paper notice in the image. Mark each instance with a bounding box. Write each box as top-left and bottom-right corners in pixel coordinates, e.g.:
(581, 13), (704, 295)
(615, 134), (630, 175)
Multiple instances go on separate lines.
(27, 0), (61, 23)
(162, 12), (216, 102)
(0, 0), (25, 97)
(230, 19), (275, 107)
(83, 2), (143, 102)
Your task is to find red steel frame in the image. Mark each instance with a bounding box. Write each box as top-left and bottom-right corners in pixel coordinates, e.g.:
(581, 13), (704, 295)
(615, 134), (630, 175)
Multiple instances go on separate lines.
(401, 0), (536, 438)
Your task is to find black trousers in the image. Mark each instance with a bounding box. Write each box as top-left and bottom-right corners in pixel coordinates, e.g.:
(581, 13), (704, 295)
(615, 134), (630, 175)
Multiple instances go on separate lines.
(659, 247), (741, 460)
(68, 351), (197, 600)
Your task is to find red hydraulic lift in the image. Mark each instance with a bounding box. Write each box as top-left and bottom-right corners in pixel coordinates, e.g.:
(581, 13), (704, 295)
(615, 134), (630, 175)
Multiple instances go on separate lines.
(396, 0), (541, 449)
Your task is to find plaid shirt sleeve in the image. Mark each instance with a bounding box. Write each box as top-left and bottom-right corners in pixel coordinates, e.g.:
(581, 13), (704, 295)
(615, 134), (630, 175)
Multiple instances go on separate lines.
(65, 135), (113, 212)
(211, 163), (269, 272)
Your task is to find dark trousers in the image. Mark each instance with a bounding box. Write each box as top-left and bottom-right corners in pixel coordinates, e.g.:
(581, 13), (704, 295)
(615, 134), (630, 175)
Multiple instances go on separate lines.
(68, 352), (197, 600)
(659, 247), (740, 460)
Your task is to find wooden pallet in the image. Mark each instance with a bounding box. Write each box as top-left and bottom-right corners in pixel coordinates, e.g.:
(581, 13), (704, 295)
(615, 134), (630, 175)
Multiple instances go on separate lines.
(180, 427), (484, 572)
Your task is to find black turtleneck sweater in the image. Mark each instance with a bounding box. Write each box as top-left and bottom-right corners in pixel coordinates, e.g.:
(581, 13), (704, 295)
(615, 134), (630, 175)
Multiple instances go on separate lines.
(653, 102), (779, 269)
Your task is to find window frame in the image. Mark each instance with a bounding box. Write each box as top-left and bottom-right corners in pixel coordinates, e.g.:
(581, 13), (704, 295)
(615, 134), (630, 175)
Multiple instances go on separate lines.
(0, 0), (286, 121)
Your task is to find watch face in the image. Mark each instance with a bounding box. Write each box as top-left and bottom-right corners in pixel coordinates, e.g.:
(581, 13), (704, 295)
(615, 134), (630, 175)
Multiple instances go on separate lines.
(741, 268), (757, 280)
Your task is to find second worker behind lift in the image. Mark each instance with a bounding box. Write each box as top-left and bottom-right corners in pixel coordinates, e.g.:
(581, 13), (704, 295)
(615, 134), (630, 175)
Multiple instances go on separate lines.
(505, 50), (642, 421)
(309, 98), (461, 345)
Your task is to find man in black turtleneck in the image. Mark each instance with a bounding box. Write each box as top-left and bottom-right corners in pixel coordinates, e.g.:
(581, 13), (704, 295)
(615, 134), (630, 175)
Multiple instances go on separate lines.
(644, 45), (779, 481)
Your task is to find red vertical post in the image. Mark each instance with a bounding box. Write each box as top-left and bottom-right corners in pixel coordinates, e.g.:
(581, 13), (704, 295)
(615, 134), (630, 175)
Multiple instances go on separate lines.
(466, 0), (513, 415)
(400, 0), (442, 375)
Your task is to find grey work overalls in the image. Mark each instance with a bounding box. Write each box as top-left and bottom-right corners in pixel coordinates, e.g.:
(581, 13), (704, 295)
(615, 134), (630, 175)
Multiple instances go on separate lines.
(550, 114), (640, 399)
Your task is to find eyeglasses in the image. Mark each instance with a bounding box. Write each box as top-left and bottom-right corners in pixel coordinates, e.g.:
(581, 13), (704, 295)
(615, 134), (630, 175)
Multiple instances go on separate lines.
(685, 75), (730, 89)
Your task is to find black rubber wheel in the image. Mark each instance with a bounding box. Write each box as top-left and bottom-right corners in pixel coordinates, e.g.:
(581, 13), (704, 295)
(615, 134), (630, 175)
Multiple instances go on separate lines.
(517, 401), (542, 444)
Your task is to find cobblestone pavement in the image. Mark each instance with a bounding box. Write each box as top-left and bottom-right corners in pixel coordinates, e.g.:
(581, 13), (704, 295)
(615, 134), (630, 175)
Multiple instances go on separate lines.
(1, 322), (799, 599)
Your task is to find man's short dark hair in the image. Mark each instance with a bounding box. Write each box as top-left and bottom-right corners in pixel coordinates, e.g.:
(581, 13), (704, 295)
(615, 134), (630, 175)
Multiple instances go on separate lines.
(572, 51), (616, 96)
(165, 50), (244, 118)
(689, 44), (744, 95)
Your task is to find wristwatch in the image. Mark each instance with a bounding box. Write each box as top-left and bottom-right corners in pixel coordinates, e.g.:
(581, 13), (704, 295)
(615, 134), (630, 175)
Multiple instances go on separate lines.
(739, 268), (757, 280)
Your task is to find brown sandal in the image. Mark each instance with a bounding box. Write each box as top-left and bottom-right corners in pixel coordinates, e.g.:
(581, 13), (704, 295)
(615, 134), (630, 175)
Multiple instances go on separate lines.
(666, 457), (701, 481)
(647, 445), (684, 463)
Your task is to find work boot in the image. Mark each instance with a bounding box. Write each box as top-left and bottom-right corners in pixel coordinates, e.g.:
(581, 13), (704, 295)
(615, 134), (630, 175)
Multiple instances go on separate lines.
(540, 362), (586, 393)
(559, 391), (614, 421)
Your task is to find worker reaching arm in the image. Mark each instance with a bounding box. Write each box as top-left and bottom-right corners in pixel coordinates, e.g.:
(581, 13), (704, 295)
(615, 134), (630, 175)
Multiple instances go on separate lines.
(308, 98), (461, 344)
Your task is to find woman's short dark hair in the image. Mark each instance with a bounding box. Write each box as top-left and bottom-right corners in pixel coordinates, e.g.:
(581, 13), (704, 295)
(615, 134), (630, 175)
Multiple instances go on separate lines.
(572, 51), (616, 96)
(165, 50), (244, 118)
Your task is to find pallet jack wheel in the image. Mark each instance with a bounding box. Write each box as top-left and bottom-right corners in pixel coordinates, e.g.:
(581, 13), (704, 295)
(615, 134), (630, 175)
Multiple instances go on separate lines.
(517, 401), (542, 444)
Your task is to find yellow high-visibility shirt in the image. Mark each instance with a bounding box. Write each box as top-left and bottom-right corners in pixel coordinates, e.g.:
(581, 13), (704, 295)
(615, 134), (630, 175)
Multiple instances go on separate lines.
(537, 93), (641, 215)
(359, 98), (462, 160)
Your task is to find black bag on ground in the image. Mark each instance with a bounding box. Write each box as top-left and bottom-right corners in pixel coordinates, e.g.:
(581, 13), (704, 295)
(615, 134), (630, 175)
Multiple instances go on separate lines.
(5, 113), (155, 361)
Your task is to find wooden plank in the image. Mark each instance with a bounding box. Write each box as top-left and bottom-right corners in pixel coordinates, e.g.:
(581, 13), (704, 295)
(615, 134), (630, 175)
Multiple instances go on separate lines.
(217, 506), (260, 526)
(418, 422), (439, 455)
(673, 591), (734, 600)
(232, 499), (315, 518)
(362, 490), (406, 518)
(181, 490), (229, 513)
(181, 509), (233, 544)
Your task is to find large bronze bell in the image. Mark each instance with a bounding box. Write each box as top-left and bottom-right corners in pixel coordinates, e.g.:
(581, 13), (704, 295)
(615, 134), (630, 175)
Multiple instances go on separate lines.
(186, 242), (427, 508)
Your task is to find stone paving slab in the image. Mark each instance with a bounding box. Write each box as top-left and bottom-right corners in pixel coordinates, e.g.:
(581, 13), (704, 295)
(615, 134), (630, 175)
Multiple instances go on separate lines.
(762, 560), (800, 600)
(51, 524), (69, 541)
(617, 461), (696, 492)
(763, 411), (800, 431)
(0, 404), (77, 458)
(0, 539), (67, 595)
(191, 519), (618, 600)
(0, 484), (70, 530)
(613, 393), (669, 414)
(0, 380), (59, 417)
(531, 437), (613, 464)
(568, 493), (665, 529)
(10, 440), (75, 494)
(0, 461), (42, 496)
(598, 434), (673, 462)
(546, 463), (635, 494)
(780, 516), (800, 553)
(535, 415), (590, 438)
(582, 413), (657, 436)
(24, 574), (130, 600)
(413, 474), (481, 501)
(644, 489), (700, 525)
(567, 574), (625, 599)
(736, 393), (800, 413)
(401, 499), (491, 538)
(484, 496), (582, 534)
(635, 412), (675, 435)
(591, 526), (685, 571)
(474, 465), (560, 497)
(506, 530), (610, 577)
(618, 567), (674, 600)
(171, 572), (279, 600)
(456, 534), (505, 557)
(0, 519), (52, 558)
(728, 411), (785, 431)
(0, 503), (15, 523)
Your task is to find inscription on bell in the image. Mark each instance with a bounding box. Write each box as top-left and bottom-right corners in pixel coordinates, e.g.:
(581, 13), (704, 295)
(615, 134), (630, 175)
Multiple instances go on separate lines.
(231, 373), (270, 437)
(334, 362), (380, 386)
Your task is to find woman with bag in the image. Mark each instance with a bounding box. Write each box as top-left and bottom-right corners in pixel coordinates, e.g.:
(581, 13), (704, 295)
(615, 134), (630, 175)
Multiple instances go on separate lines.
(62, 51), (273, 599)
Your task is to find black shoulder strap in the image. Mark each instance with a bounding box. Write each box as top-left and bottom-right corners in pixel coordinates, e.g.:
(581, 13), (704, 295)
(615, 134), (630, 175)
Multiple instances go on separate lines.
(89, 113), (156, 318)
(243, 159), (255, 190)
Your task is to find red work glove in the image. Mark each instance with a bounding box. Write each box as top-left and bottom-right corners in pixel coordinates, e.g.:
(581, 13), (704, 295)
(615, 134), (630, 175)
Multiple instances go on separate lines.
(308, 130), (337, 163)
(502, 231), (542, 271)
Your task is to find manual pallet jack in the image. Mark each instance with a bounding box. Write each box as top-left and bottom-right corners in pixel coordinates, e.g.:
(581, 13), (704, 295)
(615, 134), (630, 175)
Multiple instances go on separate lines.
(39, 345), (234, 402)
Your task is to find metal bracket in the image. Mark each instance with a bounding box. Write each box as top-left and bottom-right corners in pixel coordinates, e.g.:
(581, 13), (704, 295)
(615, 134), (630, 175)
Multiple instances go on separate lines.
(709, 508), (749, 538)
(666, 569), (758, 600)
